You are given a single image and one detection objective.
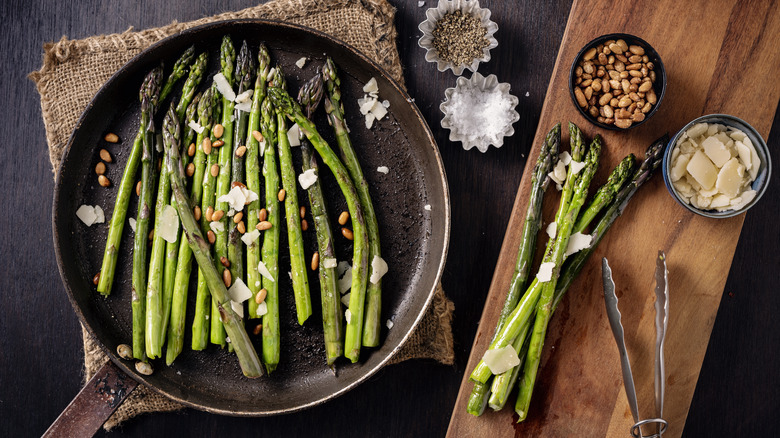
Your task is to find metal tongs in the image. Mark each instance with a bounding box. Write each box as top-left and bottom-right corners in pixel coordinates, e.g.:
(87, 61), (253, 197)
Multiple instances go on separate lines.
(602, 251), (669, 438)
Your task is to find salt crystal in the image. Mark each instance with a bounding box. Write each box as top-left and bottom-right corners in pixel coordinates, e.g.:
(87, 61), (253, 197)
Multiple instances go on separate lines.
(447, 87), (514, 146)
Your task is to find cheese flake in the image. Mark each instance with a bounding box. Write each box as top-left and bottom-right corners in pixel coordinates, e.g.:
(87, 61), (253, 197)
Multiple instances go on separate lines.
(128, 217), (137, 233)
(362, 77), (379, 94)
(338, 265), (353, 293)
(482, 345), (521, 375)
(536, 262), (555, 282)
(94, 205), (105, 224)
(231, 300), (244, 319)
(345, 308), (352, 324)
(235, 89), (253, 104)
(257, 261), (275, 282)
(341, 292), (351, 306)
(298, 168), (318, 190)
(377, 166), (389, 174)
(559, 151), (572, 166)
(564, 232), (592, 257)
(217, 186), (248, 211)
(228, 278), (253, 303)
(158, 205), (179, 243)
(234, 100), (252, 113)
(369, 256), (388, 284)
(241, 229), (261, 246)
(209, 221), (224, 233)
(213, 73), (236, 101)
(256, 301), (268, 317)
(287, 123), (301, 147)
(76, 205), (98, 226)
(322, 257), (338, 269)
(188, 120), (205, 134)
(386, 319), (394, 329)
(546, 222), (557, 239)
(295, 57), (308, 68)
(569, 160), (586, 175)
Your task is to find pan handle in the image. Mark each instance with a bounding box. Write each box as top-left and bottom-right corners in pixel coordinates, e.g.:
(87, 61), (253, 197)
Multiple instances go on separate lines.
(43, 360), (138, 438)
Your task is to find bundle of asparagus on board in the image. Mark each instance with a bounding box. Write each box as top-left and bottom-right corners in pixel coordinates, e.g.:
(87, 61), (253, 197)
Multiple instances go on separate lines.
(95, 36), (387, 378)
(466, 122), (667, 419)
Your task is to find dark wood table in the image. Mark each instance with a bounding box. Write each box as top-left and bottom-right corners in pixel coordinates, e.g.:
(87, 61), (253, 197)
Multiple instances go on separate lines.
(2, 0), (777, 436)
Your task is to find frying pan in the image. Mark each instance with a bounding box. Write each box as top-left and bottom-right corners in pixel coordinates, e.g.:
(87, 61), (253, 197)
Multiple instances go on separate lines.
(49, 19), (449, 433)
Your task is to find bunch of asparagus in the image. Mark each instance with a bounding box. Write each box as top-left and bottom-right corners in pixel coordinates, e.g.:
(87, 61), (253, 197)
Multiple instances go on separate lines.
(95, 37), (386, 377)
(466, 123), (667, 419)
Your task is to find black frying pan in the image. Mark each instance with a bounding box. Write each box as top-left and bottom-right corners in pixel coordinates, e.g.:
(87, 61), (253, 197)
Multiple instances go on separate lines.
(50, 19), (449, 428)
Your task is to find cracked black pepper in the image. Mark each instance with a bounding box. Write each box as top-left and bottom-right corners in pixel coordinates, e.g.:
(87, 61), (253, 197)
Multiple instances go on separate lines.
(432, 10), (488, 67)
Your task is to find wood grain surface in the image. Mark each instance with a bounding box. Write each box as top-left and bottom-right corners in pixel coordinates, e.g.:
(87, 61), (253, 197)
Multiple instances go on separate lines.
(1, 0), (779, 437)
(448, 0), (780, 437)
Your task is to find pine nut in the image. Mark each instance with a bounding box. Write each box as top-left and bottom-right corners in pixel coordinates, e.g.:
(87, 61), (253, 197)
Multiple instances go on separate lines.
(582, 47), (597, 61)
(212, 210), (225, 221)
(629, 45), (645, 55)
(203, 137), (212, 155)
(148, 230), (154, 241)
(237, 221), (246, 234)
(93, 272), (100, 285)
(188, 142), (196, 157)
(253, 324), (262, 335)
(223, 269), (232, 287)
(210, 164), (219, 177)
(278, 189), (286, 202)
(256, 221), (272, 230)
(213, 140), (225, 148)
(213, 124), (224, 138)
(95, 162), (106, 175)
(231, 181), (246, 189)
(194, 206), (201, 221)
(341, 227), (354, 240)
(99, 149), (112, 163)
(220, 256), (230, 267)
(236, 145), (247, 157)
(252, 130), (263, 142)
(233, 212), (243, 224)
(98, 175), (111, 187)
(207, 230), (216, 244)
(186, 163), (195, 177)
(311, 251), (319, 271)
(258, 208), (267, 221)
(301, 219), (308, 231)
(299, 206), (306, 219)
(255, 288), (267, 304)
(104, 133), (119, 143)
(614, 118), (632, 129)
(205, 206), (214, 222)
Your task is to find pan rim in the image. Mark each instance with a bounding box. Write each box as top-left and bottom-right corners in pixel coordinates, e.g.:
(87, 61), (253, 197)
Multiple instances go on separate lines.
(52, 18), (450, 416)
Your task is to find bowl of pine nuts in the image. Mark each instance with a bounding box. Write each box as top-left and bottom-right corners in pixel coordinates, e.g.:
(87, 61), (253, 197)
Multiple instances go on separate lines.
(569, 33), (666, 130)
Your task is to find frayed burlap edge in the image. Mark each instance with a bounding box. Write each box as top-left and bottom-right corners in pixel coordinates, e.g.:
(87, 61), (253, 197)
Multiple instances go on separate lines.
(34, 0), (454, 430)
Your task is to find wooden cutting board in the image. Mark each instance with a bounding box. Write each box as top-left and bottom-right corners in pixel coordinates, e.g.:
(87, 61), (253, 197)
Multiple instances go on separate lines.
(447, 0), (780, 437)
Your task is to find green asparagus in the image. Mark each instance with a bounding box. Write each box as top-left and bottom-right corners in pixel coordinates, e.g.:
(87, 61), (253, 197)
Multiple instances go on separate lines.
(322, 58), (383, 346)
(298, 72), (343, 365)
(163, 101), (264, 378)
(267, 86), (369, 363)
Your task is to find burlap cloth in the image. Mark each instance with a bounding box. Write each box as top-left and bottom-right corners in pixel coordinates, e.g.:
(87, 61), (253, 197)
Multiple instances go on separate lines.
(30, 0), (454, 430)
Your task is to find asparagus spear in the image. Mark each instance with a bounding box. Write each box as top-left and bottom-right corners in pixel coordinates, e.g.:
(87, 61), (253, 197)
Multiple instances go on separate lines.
(159, 46), (195, 104)
(160, 90), (202, 354)
(573, 154), (635, 233)
(97, 57), (179, 296)
(163, 102), (264, 378)
(515, 136), (602, 421)
(227, 41), (255, 320)
(167, 86), (217, 364)
(246, 45), (271, 320)
(145, 128), (173, 359)
(466, 124), (559, 416)
(211, 35), (236, 347)
(130, 66), (163, 360)
(259, 93), (281, 372)
(298, 72), (343, 365)
(192, 85), (222, 350)
(268, 86), (369, 363)
(322, 58), (383, 346)
(273, 66), (312, 325)
(513, 136), (666, 419)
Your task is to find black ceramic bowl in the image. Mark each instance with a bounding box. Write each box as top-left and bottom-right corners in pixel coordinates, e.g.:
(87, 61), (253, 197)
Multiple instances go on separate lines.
(569, 33), (666, 131)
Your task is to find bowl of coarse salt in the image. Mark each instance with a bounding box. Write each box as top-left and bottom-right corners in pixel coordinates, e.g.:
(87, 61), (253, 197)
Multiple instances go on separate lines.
(663, 114), (771, 218)
(440, 72), (519, 153)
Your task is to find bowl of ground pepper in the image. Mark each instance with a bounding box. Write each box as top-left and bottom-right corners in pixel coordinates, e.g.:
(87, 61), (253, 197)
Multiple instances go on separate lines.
(418, 0), (498, 75)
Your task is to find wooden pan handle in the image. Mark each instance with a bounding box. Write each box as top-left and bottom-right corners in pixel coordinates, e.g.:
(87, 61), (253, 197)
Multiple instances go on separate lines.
(43, 360), (138, 438)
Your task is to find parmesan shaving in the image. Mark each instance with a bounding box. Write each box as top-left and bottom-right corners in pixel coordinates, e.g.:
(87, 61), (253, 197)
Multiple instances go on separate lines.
(362, 77), (379, 94)
(564, 232), (592, 257)
(228, 278), (253, 303)
(536, 262), (555, 282)
(322, 257), (337, 269)
(559, 151), (572, 166)
(94, 205), (105, 224)
(231, 301), (244, 319)
(338, 265), (353, 293)
(158, 205), (179, 243)
(369, 256), (388, 284)
(241, 229), (261, 246)
(287, 123), (301, 147)
(377, 166), (389, 174)
(341, 293), (351, 306)
(76, 205), (98, 226)
(234, 100), (252, 113)
(298, 168), (318, 190)
(569, 160), (586, 175)
(188, 120), (205, 134)
(256, 301), (268, 317)
(213, 73), (236, 102)
(128, 217), (137, 233)
(257, 261), (275, 282)
(424, 204), (432, 211)
(295, 57), (307, 68)
(209, 221), (224, 233)
(482, 345), (521, 375)
(345, 309), (352, 324)
(386, 319), (394, 329)
(235, 89), (253, 104)
(546, 222), (557, 239)
(217, 186), (248, 211)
